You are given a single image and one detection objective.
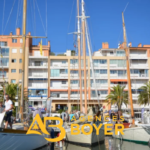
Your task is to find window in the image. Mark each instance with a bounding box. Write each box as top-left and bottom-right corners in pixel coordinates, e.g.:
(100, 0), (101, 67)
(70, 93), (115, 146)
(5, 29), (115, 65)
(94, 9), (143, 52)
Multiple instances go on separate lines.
(29, 89), (47, 97)
(12, 39), (17, 43)
(70, 59), (78, 64)
(130, 69), (139, 74)
(118, 70), (126, 77)
(11, 69), (16, 73)
(100, 60), (107, 64)
(20, 49), (22, 53)
(100, 70), (107, 74)
(62, 61), (66, 64)
(71, 80), (78, 84)
(11, 59), (16, 63)
(20, 39), (23, 43)
(71, 91), (78, 94)
(19, 69), (22, 73)
(60, 69), (68, 74)
(110, 52), (113, 55)
(1, 48), (9, 56)
(0, 42), (7, 46)
(70, 70), (78, 74)
(110, 70), (117, 74)
(99, 79), (107, 84)
(100, 90), (108, 95)
(51, 69), (60, 77)
(116, 51), (125, 56)
(0, 71), (6, 77)
(110, 59), (126, 67)
(62, 81), (66, 84)
(11, 79), (16, 83)
(19, 59), (22, 63)
(12, 49), (17, 53)
(34, 61), (41, 66)
(0, 58), (9, 66)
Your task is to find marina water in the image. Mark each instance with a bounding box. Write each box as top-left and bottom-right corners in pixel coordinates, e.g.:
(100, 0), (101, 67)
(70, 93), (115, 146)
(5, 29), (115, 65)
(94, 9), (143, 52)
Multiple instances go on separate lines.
(39, 136), (150, 150)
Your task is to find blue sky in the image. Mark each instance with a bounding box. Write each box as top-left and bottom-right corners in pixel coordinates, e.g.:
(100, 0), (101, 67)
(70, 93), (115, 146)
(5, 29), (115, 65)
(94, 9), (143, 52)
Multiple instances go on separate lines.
(0, 0), (150, 54)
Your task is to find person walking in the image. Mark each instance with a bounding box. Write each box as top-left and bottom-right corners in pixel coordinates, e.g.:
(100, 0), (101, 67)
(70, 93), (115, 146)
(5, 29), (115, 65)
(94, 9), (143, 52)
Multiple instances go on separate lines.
(33, 106), (42, 119)
(64, 110), (69, 122)
(3, 94), (13, 129)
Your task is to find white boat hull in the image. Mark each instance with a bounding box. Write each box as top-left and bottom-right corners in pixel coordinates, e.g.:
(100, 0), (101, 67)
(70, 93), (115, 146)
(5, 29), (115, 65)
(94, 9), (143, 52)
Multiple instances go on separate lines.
(65, 125), (104, 146)
(112, 138), (150, 150)
(0, 130), (49, 150)
(113, 126), (150, 144)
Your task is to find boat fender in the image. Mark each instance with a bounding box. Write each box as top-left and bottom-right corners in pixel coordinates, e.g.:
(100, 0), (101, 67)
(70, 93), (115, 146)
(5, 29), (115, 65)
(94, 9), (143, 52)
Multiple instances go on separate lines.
(50, 128), (55, 139)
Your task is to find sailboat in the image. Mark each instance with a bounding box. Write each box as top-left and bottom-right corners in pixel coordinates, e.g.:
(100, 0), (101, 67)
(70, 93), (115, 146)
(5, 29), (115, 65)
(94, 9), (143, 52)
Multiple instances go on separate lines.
(112, 12), (150, 145)
(0, 0), (50, 149)
(64, 0), (104, 146)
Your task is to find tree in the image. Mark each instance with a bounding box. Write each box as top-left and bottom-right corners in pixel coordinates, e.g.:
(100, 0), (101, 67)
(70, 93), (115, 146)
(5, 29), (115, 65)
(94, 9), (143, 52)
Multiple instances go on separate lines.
(106, 85), (128, 110)
(57, 54), (66, 56)
(138, 81), (150, 106)
(5, 83), (18, 101)
(71, 50), (76, 56)
(2, 83), (29, 116)
(50, 52), (55, 56)
(0, 89), (4, 102)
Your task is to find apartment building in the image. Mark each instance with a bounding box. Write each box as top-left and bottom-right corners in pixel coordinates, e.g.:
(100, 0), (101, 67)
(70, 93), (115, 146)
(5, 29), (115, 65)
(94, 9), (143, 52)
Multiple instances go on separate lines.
(0, 28), (150, 113)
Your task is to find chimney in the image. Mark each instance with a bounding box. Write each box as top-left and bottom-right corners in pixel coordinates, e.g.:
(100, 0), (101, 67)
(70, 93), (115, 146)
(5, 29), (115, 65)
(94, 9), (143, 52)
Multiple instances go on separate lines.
(10, 32), (13, 35)
(28, 32), (31, 36)
(16, 28), (20, 35)
(138, 43), (142, 47)
(48, 41), (50, 47)
(102, 42), (109, 49)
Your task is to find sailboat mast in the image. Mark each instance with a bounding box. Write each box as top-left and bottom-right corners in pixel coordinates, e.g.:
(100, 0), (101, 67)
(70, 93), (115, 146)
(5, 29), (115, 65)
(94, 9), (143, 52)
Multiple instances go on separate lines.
(122, 12), (134, 123)
(20, 0), (27, 120)
(77, 0), (82, 112)
(82, 0), (87, 114)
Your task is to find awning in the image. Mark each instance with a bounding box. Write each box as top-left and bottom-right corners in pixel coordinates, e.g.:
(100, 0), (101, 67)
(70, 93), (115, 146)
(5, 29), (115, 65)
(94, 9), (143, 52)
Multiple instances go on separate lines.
(110, 79), (127, 82)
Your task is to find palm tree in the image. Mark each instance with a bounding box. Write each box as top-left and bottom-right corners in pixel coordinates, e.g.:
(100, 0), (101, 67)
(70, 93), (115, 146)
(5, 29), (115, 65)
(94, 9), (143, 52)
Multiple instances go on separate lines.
(0, 89), (4, 102)
(138, 81), (150, 106)
(106, 85), (128, 110)
(2, 83), (29, 116)
(5, 83), (18, 101)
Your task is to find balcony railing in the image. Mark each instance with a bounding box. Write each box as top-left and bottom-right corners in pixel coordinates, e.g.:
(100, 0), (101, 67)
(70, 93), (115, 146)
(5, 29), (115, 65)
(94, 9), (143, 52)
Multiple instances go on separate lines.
(0, 63), (9, 67)
(29, 53), (48, 57)
(29, 63), (48, 67)
(28, 73), (48, 78)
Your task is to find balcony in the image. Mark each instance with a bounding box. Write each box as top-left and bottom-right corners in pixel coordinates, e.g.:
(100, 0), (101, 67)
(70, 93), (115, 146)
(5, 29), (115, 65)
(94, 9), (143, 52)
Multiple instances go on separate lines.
(29, 53), (48, 59)
(93, 64), (107, 69)
(0, 75), (8, 82)
(28, 73), (48, 78)
(70, 94), (89, 100)
(29, 63), (48, 69)
(130, 64), (148, 69)
(91, 94), (107, 100)
(129, 54), (147, 59)
(50, 73), (68, 79)
(132, 94), (139, 100)
(0, 63), (9, 68)
(51, 63), (68, 68)
(50, 93), (68, 100)
(130, 74), (149, 79)
(91, 84), (108, 89)
(28, 83), (48, 89)
(50, 84), (68, 89)
(90, 74), (108, 79)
